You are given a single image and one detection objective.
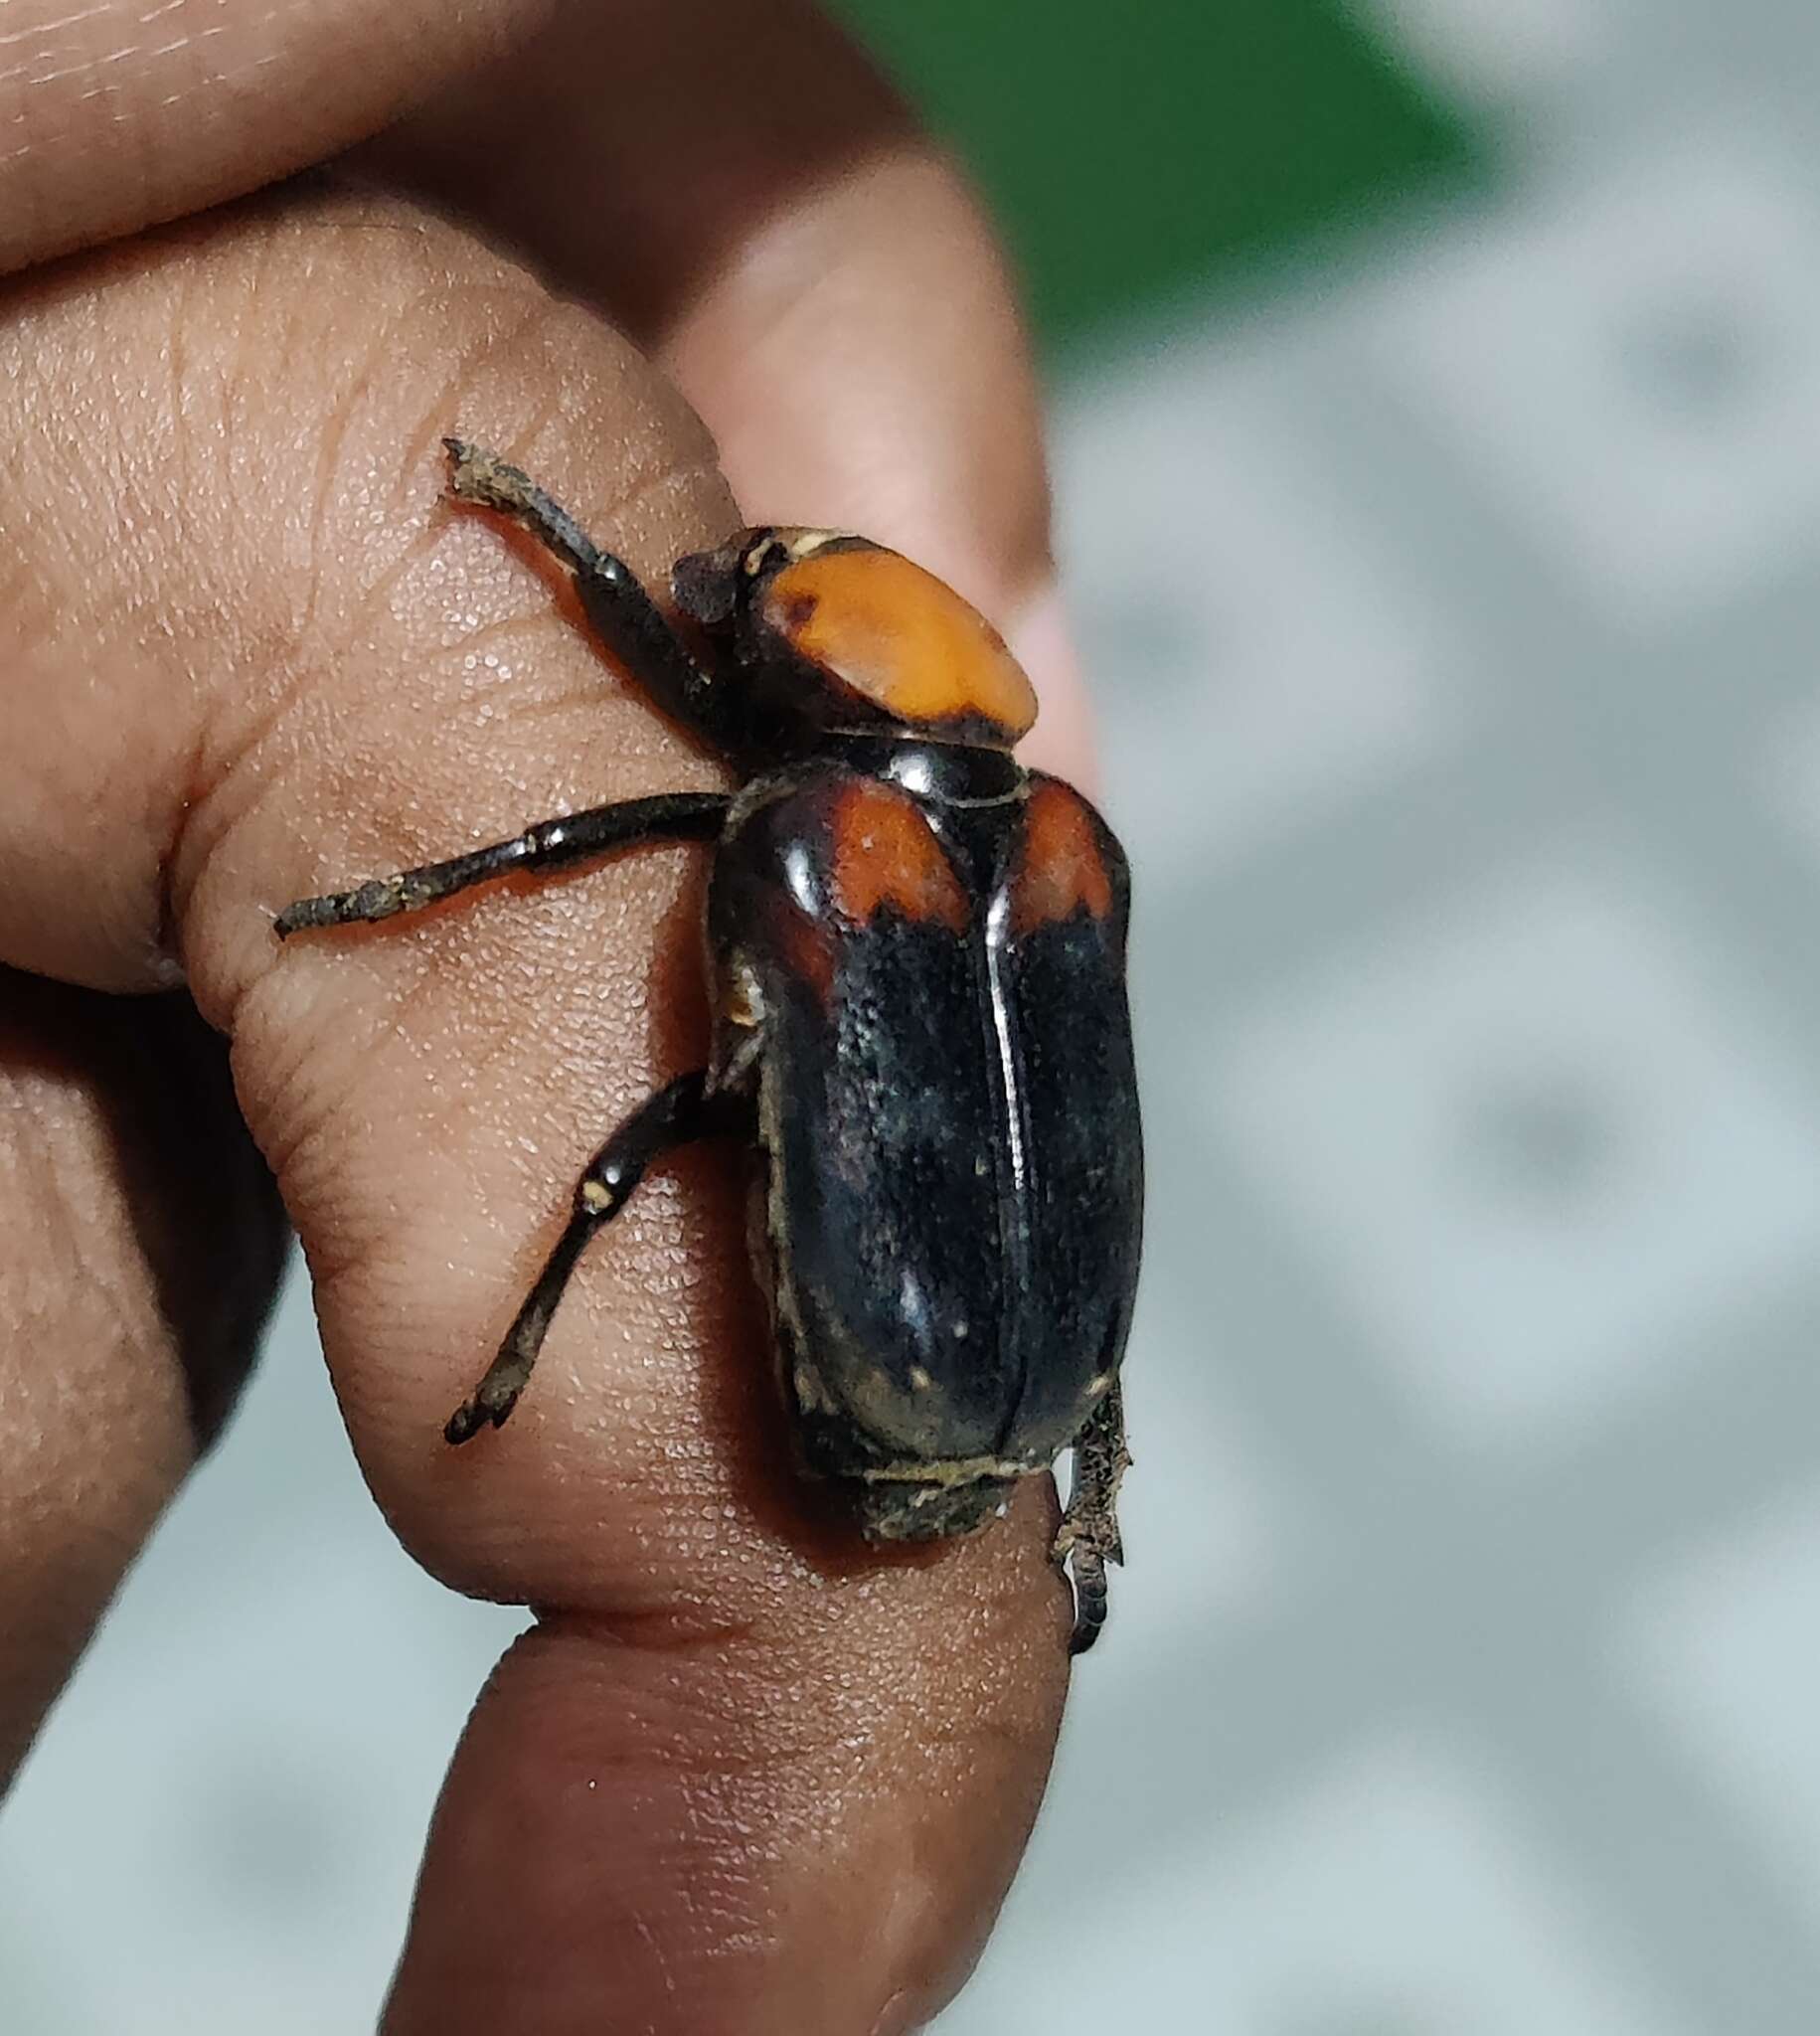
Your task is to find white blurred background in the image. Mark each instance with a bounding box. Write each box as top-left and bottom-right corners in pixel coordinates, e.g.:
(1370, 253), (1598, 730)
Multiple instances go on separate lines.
(13, 1), (1820, 2028)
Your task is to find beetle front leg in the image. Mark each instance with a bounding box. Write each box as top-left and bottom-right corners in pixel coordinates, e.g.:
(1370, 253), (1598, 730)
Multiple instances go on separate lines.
(1054, 1379), (1131, 1655)
(274, 791), (728, 937)
(446, 1071), (745, 1443)
(444, 439), (747, 754)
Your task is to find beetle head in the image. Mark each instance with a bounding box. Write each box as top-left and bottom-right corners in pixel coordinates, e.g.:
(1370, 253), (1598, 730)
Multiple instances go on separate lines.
(672, 527), (851, 634)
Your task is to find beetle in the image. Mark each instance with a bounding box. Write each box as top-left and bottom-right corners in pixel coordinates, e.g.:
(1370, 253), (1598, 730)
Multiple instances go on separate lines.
(276, 439), (1142, 1651)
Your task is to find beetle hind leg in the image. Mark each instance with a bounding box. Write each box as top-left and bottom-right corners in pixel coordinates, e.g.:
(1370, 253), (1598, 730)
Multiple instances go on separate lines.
(445, 1070), (743, 1443)
(1053, 1380), (1131, 1655)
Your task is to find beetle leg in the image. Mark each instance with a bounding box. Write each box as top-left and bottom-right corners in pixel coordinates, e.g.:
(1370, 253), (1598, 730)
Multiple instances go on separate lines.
(443, 439), (747, 754)
(1054, 1379), (1131, 1655)
(445, 1071), (745, 1443)
(274, 791), (728, 937)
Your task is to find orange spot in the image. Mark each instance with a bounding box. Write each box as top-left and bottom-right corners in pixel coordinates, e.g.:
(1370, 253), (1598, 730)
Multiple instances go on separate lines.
(1012, 782), (1114, 934)
(763, 547), (1039, 743)
(829, 782), (970, 932)
(776, 899), (837, 1004)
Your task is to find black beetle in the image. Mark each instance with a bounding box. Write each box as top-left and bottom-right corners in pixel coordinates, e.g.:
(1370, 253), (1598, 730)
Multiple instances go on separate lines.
(277, 440), (1142, 1651)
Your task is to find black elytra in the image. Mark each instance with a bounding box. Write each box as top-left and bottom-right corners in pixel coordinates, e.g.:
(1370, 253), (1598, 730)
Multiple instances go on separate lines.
(276, 440), (1144, 1653)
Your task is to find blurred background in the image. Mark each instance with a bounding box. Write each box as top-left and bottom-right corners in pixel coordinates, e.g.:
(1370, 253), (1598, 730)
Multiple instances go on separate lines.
(10, 1), (1820, 2027)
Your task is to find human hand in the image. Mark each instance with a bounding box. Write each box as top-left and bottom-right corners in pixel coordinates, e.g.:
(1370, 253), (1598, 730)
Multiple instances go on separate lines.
(0, 4), (1090, 2029)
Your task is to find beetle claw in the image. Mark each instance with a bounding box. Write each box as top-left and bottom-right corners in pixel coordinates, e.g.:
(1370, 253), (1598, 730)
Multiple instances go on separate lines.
(443, 1400), (486, 1445)
(1065, 1543), (1112, 1655)
(444, 1381), (522, 1445)
(1055, 1378), (1130, 1654)
(1054, 1512), (1123, 1655)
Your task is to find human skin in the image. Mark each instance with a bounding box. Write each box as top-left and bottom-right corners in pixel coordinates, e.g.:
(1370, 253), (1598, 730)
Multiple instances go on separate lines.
(0, 4), (1097, 2031)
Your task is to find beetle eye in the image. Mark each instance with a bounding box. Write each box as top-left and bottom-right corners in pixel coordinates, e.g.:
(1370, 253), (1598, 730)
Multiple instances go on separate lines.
(672, 540), (745, 628)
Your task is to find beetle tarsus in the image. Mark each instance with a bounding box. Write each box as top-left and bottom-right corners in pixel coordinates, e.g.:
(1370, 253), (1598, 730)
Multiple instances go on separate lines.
(444, 1359), (529, 1442)
(1055, 1379), (1130, 1655)
(275, 876), (412, 937)
(443, 438), (600, 576)
(444, 1394), (507, 1445)
(446, 1291), (559, 1443)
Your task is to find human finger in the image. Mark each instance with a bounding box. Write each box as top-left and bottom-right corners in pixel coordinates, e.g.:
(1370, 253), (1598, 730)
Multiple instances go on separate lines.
(0, 973), (284, 1783)
(365, 0), (1096, 775)
(0, 0), (529, 273)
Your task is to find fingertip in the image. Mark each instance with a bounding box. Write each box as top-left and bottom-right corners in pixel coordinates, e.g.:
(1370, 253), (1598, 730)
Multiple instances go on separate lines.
(657, 141), (1103, 781)
(386, 1504), (1068, 2035)
(659, 143), (1050, 600)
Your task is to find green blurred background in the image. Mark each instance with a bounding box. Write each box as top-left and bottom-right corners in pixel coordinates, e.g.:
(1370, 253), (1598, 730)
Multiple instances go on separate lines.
(831, 0), (1476, 345)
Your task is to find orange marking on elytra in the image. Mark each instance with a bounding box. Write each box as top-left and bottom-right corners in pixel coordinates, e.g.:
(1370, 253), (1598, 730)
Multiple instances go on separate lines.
(1012, 781), (1114, 934)
(828, 782), (970, 932)
(776, 898), (838, 1003)
(763, 547), (1039, 743)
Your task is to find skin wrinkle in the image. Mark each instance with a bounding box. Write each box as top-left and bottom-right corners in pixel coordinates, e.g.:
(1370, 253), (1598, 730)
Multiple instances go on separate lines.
(153, 217), (247, 968)
(189, 289), (559, 815)
(297, 280), (432, 640)
(0, 8), (118, 52)
(357, 288), (570, 573)
(165, 276), (673, 1002)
